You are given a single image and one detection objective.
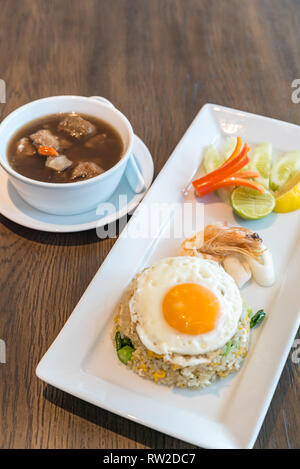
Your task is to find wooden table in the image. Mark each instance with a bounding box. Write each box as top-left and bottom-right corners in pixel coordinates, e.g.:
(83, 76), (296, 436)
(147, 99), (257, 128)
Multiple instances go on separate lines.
(0, 0), (299, 449)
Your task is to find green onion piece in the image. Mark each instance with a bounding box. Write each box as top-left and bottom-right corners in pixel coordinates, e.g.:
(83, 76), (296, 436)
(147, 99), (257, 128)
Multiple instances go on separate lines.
(222, 340), (233, 356)
(115, 331), (134, 350)
(117, 345), (134, 364)
(115, 331), (123, 351)
(122, 336), (134, 348)
(244, 302), (253, 316)
(250, 309), (265, 329)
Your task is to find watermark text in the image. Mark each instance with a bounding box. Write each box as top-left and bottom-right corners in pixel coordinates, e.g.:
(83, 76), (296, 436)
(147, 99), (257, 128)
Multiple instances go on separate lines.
(291, 79), (300, 104)
(291, 339), (300, 364)
(0, 79), (6, 103)
(0, 339), (6, 363)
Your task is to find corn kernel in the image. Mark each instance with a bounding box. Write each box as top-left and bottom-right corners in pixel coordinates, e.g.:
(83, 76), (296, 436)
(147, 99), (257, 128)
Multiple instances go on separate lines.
(153, 370), (166, 382)
(147, 350), (163, 359)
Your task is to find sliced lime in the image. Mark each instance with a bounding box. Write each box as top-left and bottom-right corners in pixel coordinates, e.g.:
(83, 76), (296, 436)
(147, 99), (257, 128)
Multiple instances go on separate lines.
(270, 151), (300, 191)
(248, 143), (272, 188)
(231, 187), (275, 220)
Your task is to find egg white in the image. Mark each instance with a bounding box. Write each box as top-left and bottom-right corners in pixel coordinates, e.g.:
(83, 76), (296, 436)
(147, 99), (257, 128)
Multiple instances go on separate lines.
(129, 256), (243, 356)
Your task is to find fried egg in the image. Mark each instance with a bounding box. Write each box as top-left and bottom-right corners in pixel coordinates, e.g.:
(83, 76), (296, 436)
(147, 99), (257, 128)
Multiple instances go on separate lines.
(129, 256), (243, 357)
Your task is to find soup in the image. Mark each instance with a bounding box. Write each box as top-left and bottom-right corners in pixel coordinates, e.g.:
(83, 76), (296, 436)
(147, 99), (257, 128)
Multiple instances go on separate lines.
(7, 112), (124, 183)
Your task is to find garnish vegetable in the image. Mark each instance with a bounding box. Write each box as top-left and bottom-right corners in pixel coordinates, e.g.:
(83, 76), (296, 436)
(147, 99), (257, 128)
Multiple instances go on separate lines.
(250, 309), (266, 329)
(192, 139), (265, 198)
(115, 331), (135, 365)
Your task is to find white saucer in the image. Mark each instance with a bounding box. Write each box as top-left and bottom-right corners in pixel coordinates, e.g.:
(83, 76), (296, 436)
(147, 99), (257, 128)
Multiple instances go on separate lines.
(0, 135), (154, 233)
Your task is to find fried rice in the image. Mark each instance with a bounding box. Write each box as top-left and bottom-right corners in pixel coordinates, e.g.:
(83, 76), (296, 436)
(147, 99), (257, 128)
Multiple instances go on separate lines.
(113, 274), (250, 389)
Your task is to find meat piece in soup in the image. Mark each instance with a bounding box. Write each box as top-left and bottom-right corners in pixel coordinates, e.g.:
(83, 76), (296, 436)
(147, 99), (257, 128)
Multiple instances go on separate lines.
(30, 129), (71, 152)
(7, 113), (123, 183)
(71, 161), (104, 181)
(16, 137), (36, 157)
(58, 113), (96, 140)
(85, 133), (107, 149)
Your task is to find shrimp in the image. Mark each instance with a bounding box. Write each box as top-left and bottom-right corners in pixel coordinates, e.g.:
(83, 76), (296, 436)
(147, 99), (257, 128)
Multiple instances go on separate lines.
(179, 231), (222, 262)
(179, 232), (203, 256)
(247, 246), (275, 287)
(179, 223), (274, 288)
(223, 254), (252, 288)
(200, 224), (264, 261)
(180, 223), (264, 261)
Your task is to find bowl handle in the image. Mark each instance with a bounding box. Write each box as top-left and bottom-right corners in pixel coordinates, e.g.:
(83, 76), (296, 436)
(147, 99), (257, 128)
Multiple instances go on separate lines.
(126, 153), (146, 194)
(89, 96), (146, 194)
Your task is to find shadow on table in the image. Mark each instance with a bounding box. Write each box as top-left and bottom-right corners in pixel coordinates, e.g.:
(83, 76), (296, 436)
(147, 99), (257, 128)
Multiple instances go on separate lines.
(0, 213), (128, 247)
(43, 384), (197, 449)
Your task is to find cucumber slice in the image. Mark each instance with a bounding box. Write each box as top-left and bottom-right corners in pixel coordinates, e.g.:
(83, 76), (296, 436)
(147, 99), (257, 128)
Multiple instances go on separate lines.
(248, 143), (272, 188)
(203, 145), (224, 173)
(222, 136), (237, 159)
(270, 151), (300, 191)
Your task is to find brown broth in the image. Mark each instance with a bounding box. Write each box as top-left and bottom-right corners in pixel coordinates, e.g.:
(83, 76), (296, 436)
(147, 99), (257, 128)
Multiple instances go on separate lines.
(7, 113), (124, 183)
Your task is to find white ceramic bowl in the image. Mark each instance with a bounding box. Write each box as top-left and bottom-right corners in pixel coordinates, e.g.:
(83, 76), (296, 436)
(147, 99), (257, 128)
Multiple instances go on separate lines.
(0, 96), (134, 215)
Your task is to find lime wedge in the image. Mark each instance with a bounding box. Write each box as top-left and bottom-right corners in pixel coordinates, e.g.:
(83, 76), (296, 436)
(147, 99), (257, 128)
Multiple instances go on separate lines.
(270, 151), (300, 191)
(248, 143), (272, 188)
(203, 145), (224, 173)
(231, 187), (275, 220)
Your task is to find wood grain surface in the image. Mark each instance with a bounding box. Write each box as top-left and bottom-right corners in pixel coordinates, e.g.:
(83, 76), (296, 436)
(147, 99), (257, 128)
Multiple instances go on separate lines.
(0, 0), (299, 449)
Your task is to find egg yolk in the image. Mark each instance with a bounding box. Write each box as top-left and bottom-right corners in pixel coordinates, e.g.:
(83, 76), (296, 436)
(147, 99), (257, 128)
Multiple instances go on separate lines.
(162, 283), (220, 335)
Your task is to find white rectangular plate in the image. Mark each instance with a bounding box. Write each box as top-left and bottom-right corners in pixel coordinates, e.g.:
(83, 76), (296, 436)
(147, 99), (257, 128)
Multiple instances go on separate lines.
(36, 104), (300, 449)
